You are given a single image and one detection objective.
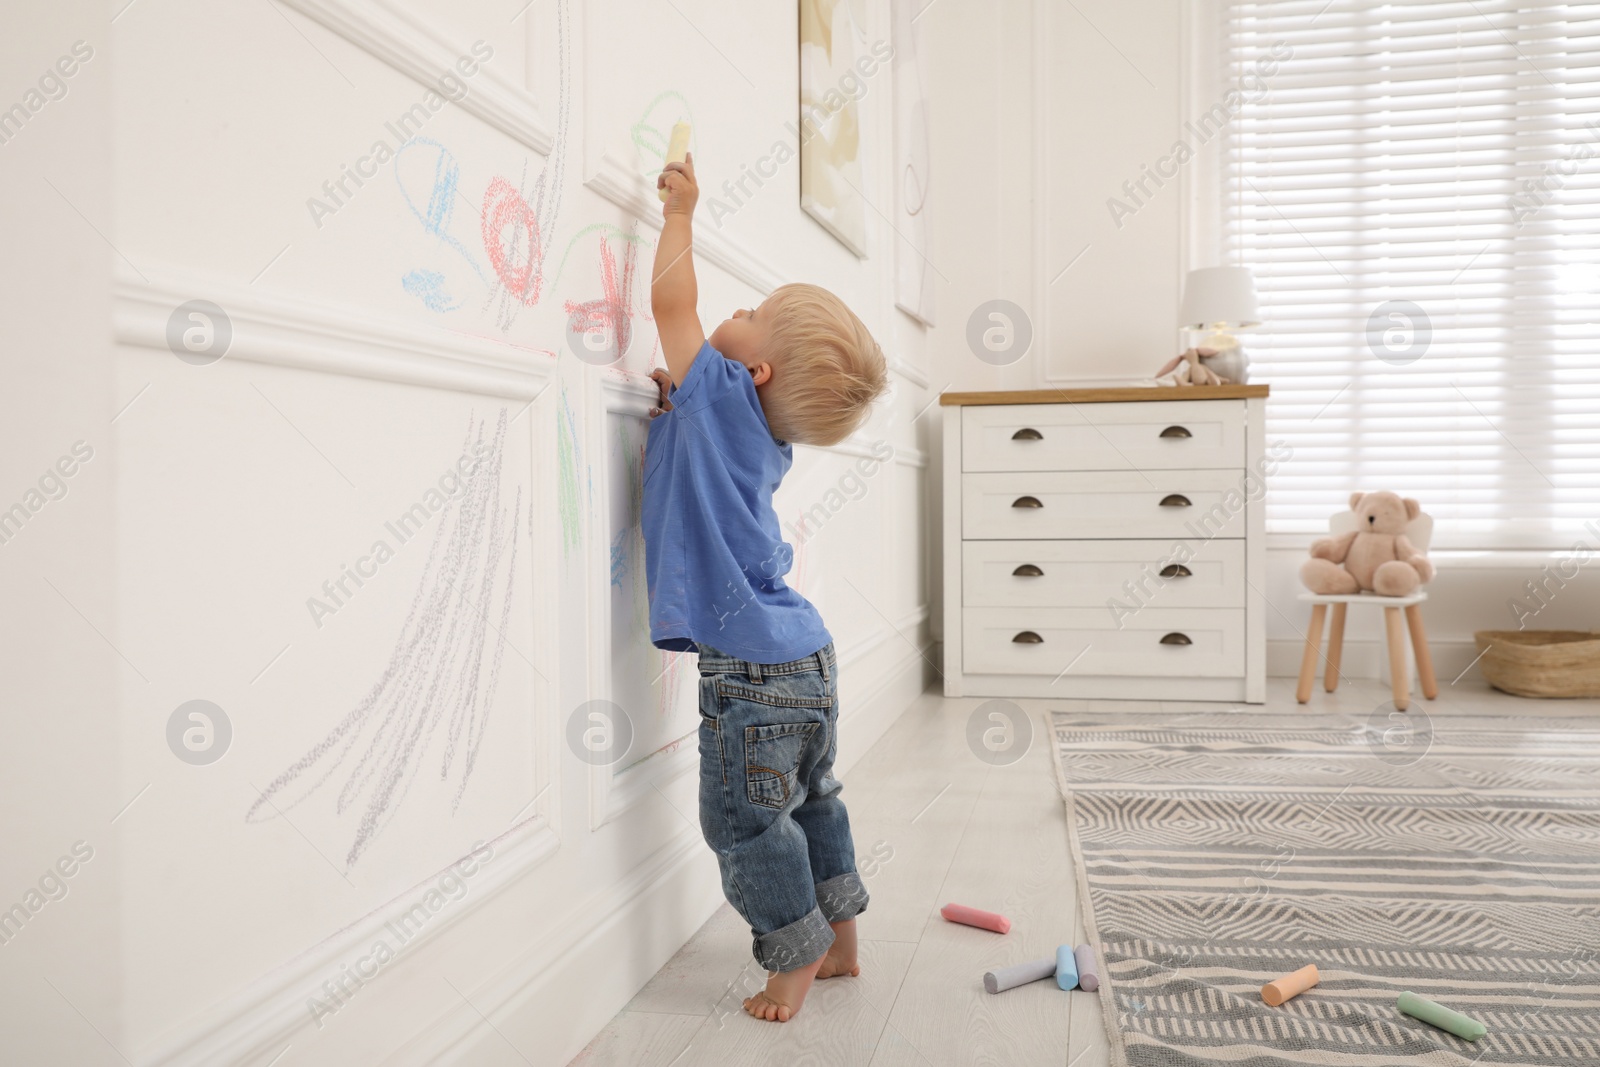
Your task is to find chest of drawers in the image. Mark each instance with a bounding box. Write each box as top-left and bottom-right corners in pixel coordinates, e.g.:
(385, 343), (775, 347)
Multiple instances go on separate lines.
(940, 386), (1270, 702)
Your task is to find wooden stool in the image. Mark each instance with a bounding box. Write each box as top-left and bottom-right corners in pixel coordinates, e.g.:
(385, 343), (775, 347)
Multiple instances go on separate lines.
(1296, 592), (1437, 710)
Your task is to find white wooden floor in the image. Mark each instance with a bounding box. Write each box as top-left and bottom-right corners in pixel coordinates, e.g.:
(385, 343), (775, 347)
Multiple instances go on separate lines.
(566, 675), (1600, 1067)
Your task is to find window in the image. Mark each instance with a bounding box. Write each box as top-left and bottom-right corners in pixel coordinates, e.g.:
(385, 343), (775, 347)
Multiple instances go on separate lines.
(1215, 1), (1600, 546)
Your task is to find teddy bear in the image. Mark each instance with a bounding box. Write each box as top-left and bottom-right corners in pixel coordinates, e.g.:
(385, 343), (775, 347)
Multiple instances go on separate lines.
(1153, 346), (1226, 386)
(1300, 491), (1435, 597)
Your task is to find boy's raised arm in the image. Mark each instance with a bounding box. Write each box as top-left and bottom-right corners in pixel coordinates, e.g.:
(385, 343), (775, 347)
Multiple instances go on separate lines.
(653, 152), (704, 388)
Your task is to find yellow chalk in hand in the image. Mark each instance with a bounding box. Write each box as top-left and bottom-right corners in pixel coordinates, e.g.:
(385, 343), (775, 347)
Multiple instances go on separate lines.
(658, 122), (691, 202)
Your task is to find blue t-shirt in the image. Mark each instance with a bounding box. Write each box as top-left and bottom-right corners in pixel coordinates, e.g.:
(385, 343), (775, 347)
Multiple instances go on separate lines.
(642, 340), (832, 663)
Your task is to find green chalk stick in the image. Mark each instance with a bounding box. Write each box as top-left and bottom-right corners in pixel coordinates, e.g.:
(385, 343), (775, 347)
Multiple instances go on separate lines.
(1396, 991), (1487, 1041)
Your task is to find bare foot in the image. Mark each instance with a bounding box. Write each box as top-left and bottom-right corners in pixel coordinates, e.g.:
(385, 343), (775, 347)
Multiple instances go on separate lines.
(743, 952), (825, 1022)
(816, 919), (860, 979)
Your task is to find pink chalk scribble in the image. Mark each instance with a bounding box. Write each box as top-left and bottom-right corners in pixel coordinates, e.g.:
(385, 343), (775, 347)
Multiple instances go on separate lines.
(563, 235), (640, 365)
(481, 176), (545, 306)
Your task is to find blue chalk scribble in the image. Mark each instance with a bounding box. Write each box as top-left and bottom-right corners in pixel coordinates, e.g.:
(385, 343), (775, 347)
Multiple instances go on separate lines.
(395, 137), (488, 307)
(610, 527), (630, 588)
(402, 269), (461, 312)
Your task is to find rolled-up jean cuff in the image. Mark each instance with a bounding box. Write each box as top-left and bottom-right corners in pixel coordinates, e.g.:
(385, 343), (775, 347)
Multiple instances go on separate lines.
(815, 871), (869, 923)
(754, 905), (834, 973)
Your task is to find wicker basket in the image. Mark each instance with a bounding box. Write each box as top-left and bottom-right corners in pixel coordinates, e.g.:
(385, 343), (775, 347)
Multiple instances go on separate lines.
(1473, 630), (1600, 698)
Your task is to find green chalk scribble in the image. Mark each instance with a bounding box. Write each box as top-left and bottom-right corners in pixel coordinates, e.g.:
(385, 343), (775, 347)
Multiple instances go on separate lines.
(631, 90), (695, 180)
(556, 382), (582, 557)
(550, 221), (653, 295)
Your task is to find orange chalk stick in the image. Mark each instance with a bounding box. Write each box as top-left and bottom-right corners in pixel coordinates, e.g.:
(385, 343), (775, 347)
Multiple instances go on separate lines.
(1261, 964), (1320, 1006)
(940, 903), (1010, 934)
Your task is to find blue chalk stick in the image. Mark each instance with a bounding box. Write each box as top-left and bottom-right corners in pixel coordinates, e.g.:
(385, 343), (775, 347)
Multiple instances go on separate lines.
(1056, 944), (1079, 990)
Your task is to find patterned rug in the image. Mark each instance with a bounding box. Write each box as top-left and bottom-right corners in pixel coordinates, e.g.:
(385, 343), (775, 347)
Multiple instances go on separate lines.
(1049, 709), (1600, 1066)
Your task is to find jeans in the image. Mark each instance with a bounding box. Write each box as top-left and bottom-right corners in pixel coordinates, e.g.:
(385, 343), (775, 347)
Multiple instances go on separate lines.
(694, 639), (869, 973)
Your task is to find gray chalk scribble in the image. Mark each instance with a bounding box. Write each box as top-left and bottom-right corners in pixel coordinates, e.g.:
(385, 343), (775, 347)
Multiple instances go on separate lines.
(246, 410), (522, 868)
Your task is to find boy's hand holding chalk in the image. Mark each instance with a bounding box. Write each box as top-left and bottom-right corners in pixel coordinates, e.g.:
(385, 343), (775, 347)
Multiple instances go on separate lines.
(657, 122), (695, 214)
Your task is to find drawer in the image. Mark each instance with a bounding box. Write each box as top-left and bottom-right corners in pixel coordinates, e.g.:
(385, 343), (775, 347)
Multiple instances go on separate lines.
(962, 470), (1249, 540)
(963, 607), (1246, 678)
(963, 400), (1245, 473)
(963, 539), (1246, 608)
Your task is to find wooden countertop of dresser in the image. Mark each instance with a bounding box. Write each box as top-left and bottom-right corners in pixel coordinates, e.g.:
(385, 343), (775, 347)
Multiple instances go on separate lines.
(939, 384), (1269, 406)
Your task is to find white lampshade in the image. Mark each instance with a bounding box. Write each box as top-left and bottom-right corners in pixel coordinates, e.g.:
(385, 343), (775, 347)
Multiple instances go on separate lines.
(1179, 267), (1260, 330)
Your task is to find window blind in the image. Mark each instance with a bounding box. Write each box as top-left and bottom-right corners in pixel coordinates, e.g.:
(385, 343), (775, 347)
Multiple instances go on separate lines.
(1216, 1), (1600, 546)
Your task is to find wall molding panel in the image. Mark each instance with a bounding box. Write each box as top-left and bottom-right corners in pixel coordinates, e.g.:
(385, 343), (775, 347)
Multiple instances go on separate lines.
(123, 254), (568, 1065)
(114, 264), (557, 399)
(277, 0), (555, 155)
(139, 821), (560, 1066)
(585, 384), (698, 830)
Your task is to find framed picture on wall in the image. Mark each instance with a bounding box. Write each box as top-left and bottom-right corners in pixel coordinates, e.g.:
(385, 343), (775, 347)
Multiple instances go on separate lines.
(799, 0), (869, 257)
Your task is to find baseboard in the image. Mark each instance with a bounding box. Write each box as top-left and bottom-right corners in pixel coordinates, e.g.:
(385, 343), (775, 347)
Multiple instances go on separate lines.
(137, 820), (561, 1066)
(399, 635), (933, 1066)
(1267, 637), (1484, 687)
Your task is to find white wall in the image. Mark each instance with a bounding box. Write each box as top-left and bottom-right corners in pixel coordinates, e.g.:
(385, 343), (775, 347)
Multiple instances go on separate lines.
(0, 4), (122, 1064)
(921, 0), (1594, 685)
(2, 0), (934, 1063)
(923, 0), (1187, 647)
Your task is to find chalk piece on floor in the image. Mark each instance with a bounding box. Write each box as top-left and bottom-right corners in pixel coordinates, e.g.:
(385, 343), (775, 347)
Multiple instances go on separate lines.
(1055, 944), (1079, 990)
(1397, 991), (1487, 1041)
(1261, 964), (1320, 1006)
(982, 957), (1056, 994)
(1074, 944), (1099, 991)
(940, 903), (1010, 934)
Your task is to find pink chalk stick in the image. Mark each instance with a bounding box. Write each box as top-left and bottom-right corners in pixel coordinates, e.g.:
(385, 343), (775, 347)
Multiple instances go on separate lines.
(940, 903), (1011, 934)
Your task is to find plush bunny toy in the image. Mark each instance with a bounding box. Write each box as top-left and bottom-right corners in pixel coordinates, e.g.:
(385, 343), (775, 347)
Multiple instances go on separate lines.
(1301, 491), (1435, 597)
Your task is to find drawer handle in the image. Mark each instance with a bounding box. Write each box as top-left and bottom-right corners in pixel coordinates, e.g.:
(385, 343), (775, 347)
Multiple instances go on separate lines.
(1011, 427), (1044, 441)
(1159, 425), (1193, 438)
(1012, 563), (1044, 577)
(1159, 632), (1193, 646)
(1011, 495), (1044, 509)
(1012, 631), (1044, 644)
(1159, 494), (1192, 508)
(1159, 564), (1193, 578)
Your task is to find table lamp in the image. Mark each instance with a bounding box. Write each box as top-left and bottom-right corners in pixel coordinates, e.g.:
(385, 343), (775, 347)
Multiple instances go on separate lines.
(1179, 267), (1260, 383)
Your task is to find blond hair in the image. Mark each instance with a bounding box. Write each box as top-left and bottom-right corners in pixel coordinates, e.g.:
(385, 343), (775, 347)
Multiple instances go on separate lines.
(758, 283), (887, 447)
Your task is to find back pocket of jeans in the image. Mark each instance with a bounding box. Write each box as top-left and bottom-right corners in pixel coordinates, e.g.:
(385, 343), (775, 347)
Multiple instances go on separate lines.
(743, 721), (818, 810)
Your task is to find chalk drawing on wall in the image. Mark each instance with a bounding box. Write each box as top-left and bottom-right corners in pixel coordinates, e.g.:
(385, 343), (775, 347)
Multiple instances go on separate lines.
(479, 0), (570, 331)
(556, 382), (583, 559)
(563, 226), (644, 369)
(244, 410), (523, 869)
(392, 0), (573, 333)
(395, 138), (491, 294)
(552, 223), (657, 378)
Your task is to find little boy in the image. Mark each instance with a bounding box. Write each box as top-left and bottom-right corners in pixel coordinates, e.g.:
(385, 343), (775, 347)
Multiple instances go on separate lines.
(641, 150), (888, 1022)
